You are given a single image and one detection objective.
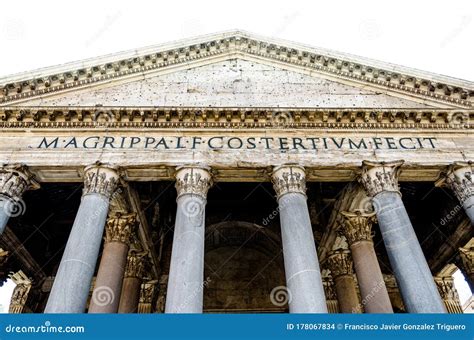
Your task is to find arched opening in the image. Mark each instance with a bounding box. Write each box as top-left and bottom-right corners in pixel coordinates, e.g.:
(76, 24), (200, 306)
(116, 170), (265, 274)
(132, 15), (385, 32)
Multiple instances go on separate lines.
(203, 221), (286, 312)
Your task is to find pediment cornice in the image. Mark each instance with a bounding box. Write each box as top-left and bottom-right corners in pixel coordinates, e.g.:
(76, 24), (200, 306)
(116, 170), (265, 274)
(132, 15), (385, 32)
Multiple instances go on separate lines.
(0, 106), (471, 130)
(0, 31), (473, 107)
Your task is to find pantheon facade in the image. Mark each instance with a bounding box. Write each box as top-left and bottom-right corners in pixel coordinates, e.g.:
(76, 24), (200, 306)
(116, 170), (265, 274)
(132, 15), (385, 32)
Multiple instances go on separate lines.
(0, 31), (472, 314)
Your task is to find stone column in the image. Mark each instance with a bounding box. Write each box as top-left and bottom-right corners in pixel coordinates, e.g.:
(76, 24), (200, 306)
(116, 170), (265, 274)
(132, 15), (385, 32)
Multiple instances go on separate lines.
(89, 213), (136, 313)
(458, 242), (474, 291)
(434, 276), (463, 313)
(340, 210), (393, 313)
(326, 250), (361, 313)
(165, 166), (212, 313)
(272, 165), (327, 313)
(44, 165), (119, 313)
(118, 251), (146, 313)
(359, 160), (445, 313)
(436, 162), (473, 224)
(0, 164), (38, 235)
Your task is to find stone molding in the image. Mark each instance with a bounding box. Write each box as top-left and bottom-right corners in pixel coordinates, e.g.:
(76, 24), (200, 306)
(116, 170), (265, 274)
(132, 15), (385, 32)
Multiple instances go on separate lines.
(104, 213), (136, 244)
(359, 160), (404, 197)
(175, 166), (212, 199)
(326, 249), (354, 278)
(272, 165), (306, 199)
(339, 210), (377, 245)
(83, 165), (120, 198)
(1, 33), (472, 107)
(0, 107), (472, 130)
(0, 164), (39, 200)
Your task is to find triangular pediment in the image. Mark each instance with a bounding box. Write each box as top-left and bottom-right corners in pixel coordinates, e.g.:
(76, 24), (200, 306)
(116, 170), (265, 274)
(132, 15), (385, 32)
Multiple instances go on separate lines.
(14, 58), (435, 108)
(0, 31), (472, 108)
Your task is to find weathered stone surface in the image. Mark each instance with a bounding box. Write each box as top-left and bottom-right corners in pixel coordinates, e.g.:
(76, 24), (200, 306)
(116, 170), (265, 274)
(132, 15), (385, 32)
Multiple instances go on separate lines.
(15, 60), (432, 108)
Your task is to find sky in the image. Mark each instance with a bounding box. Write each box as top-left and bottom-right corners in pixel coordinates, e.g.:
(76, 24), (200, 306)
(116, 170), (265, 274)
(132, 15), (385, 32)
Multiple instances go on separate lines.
(0, 0), (473, 81)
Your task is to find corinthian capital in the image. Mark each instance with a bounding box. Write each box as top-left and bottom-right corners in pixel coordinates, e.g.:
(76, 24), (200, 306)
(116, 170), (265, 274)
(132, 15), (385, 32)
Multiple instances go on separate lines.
(104, 213), (136, 244)
(124, 251), (147, 279)
(0, 164), (39, 200)
(434, 277), (460, 301)
(175, 166), (212, 199)
(359, 160), (404, 197)
(83, 164), (120, 198)
(326, 249), (354, 278)
(271, 165), (306, 199)
(339, 210), (376, 245)
(459, 244), (473, 275)
(437, 162), (473, 203)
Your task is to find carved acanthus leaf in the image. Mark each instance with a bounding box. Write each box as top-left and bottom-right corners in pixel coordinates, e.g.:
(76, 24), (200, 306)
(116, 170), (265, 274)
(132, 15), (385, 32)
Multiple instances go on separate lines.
(105, 213), (136, 244)
(272, 165), (306, 199)
(359, 160), (403, 197)
(339, 210), (376, 244)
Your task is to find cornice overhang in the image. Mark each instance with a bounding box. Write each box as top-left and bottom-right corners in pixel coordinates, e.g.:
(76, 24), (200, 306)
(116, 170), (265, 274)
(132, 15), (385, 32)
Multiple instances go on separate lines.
(0, 106), (472, 130)
(0, 31), (473, 107)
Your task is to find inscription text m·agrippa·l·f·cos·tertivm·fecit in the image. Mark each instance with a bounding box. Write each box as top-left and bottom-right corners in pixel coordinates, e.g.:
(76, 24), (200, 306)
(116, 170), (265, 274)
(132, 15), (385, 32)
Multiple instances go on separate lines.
(36, 136), (438, 151)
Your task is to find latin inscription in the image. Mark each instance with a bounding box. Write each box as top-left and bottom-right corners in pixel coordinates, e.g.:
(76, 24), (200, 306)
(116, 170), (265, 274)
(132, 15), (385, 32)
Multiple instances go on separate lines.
(37, 136), (437, 151)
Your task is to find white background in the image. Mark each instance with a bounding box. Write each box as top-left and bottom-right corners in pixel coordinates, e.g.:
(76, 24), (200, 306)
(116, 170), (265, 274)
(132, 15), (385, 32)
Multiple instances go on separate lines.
(0, 0), (473, 80)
